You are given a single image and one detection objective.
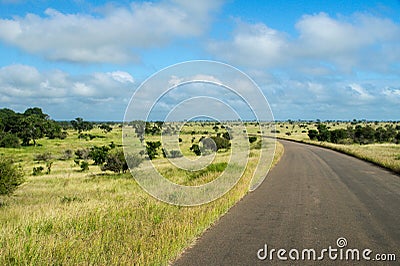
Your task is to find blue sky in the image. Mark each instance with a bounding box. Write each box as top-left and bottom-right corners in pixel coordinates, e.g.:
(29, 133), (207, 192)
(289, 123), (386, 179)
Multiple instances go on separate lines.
(0, 0), (399, 121)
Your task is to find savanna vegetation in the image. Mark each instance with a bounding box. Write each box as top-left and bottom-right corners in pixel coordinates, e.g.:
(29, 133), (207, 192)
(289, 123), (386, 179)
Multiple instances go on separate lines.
(275, 119), (400, 173)
(0, 107), (282, 265)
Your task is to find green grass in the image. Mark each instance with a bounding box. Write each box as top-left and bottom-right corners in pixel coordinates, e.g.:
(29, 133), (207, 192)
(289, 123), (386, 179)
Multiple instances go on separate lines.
(0, 123), (283, 265)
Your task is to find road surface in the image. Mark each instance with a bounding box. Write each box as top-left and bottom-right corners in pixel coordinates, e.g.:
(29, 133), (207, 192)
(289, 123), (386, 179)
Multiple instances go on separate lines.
(173, 140), (400, 265)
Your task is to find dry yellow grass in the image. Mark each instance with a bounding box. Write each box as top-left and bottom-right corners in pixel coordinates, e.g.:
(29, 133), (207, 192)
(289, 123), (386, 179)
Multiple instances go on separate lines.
(0, 124), (284, 265)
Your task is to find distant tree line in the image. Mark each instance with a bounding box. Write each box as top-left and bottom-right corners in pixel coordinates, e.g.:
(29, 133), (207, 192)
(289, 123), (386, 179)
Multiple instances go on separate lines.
(308, 123), (400, 144)
(0, 107), (66, 147)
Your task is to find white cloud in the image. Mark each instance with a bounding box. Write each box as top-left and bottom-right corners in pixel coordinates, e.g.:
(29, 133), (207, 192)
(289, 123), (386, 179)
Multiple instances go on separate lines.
(347, 83), (374, 100)
(209, 13), (400, 73)
(208, 21), (289, 68)
(0, 64), (136, 119)
(0, 0), (223, 63)
(109, 71), (134, 83)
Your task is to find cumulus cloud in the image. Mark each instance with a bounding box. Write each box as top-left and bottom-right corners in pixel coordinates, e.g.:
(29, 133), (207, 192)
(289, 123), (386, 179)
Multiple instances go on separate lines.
(209, 12), (400, 73)
(208, 21), (289, 68)
(0, 64), (135, 119)
(0, 0), (223, 63)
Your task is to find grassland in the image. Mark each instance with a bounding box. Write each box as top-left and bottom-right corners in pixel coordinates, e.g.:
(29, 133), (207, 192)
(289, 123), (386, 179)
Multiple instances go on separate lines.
(0, 122), (283, 265)
(274, 121), (400, 173)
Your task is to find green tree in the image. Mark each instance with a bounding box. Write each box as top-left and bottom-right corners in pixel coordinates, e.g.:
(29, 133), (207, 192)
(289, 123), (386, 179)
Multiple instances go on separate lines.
(0, 158), (24, 195)
(211, 136), (231, 151)
(102, 149), (143, 173)
(71, 117), (93, 133)
(0, 132), (20, 148)
(330, 129), (348, 144)
(190, 143), (201, 156)
(89, 145), (110, 165)
(23, 107), (49, 120)
(146, 141), (161, 160)
(316, 124), (330, 142)
(248, 136), (257, 143)
(308, 129), (319, 140)
(100, 124), (113, 133)
(18, 114), (46, 146)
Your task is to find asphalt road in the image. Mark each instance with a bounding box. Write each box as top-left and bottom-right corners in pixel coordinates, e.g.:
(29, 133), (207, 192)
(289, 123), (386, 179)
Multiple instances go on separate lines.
(173, 140), (400, 265)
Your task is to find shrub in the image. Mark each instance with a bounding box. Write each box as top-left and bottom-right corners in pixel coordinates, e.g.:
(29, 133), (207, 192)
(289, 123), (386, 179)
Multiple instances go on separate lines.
(89, 146), (110, 165)
(190, 144), (201, 156)
(75, 148), (90, 159)
(125, 153), (143, 170)
(102, 149), (143, 173)
(201, 137), (217, 152)
(222, 132), (232, 140)
(0, 133), (20, 148)
(60, 149), (74, 160)
(101, 149), (126, 173)
(0, 158), (24, 195)
(308, 129), (319, 140)
(80, 161), (89, 171)
(34, 152), (52, 162)
(146, 141), (161, 160)
(32, 166), (44, 176)
(168, 150), (183, 158)
(248, 136), (257, 143)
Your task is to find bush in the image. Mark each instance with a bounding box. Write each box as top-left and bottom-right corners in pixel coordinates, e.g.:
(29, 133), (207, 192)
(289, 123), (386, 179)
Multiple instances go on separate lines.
(190, 144), (201, 156)
(102, 149), (143, 173)
(308, 129), (319, 140)
(80, 161), (89, 171)
(89, 146), (110, 165)
(34, 152), (52, 162)
(0, 158), (24, 195)
(222, 132), (232, 140)
(101, 149), (126, 173)
(60, 149), (74, 160)
(168, 150), (183, 158)
(146, 141), (161, 160)
(210, 136), (230, 151)
(0, 133), (20, 148)
(32, 166), (44, 176)
(75, 148), (90, 159)
(248, 136), (257, 143)
(201, 137), (217, 152)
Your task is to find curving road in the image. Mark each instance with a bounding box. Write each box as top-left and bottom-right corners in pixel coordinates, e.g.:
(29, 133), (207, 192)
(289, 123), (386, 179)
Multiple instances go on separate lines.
(173, 140), (400, 265)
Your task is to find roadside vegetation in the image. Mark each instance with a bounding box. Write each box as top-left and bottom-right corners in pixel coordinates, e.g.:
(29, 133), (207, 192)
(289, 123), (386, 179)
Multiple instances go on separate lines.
(0, 107), (283, 265)
(274, 119), (400, 173)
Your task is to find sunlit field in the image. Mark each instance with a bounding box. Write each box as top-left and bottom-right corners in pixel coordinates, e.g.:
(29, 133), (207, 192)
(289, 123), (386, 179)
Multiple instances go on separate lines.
(0, 122), (283, 265)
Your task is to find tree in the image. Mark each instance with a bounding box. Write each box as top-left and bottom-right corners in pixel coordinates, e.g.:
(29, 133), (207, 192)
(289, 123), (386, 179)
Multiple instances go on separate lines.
(100, 124), (113, 133)
(18, 114), (46, 146)
(308, 129), (319, 140)
(248, 136), (257, 143)
(71, 117), (93, 133)
(316, 124), (330, 142)
(23, 107), (49, 120)
(0, 157), (24, 195)
(146, 141), (161, 160)
(102, 149), (143, 173)
(201, 137), (217, 152)
(330, 129), (348, 144)
(210, 136), (230, 151)
(0, 132), (20, 148)
(190, 143), (201, 156)
(89, 145), (110, 165)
